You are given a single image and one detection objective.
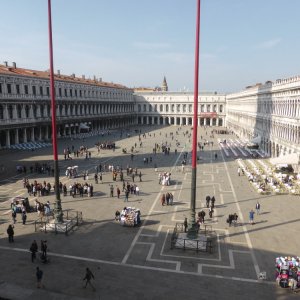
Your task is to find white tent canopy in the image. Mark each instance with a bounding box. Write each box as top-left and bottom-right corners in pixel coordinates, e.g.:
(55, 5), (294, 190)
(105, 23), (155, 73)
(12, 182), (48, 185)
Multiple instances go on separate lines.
(270, 153), (299, 165)
(250, 135), (261, 145)
(79, 123), (90, 130)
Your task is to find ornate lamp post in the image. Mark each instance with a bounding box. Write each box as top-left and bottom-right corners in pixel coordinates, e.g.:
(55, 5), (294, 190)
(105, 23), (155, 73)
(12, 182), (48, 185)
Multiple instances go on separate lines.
(187, 0), (201, 238)
(48, 0), (63, 223)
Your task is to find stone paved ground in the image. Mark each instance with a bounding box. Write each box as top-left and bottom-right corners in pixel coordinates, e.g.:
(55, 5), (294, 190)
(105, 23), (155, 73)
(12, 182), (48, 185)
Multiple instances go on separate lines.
(0, 125), (298, 300)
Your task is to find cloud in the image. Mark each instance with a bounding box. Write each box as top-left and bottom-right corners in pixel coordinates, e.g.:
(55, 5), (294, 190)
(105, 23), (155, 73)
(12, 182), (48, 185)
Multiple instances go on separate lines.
(133, 41), (171, 50)
(256, 38), (282, 49)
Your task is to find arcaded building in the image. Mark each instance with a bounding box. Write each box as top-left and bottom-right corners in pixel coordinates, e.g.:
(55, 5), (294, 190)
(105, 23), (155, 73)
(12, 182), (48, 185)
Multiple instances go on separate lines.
(226, 76), (300, 157)
(0, 62), (135, 148)
(134, 78), (226, 127)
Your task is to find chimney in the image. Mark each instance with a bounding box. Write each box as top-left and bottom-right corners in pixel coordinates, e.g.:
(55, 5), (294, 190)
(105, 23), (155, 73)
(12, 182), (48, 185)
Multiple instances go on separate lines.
(57, 70), (60, 76)
(82, 75), (85, 79)
(3, 61), (8, 67)
(12, 62), (16, 68)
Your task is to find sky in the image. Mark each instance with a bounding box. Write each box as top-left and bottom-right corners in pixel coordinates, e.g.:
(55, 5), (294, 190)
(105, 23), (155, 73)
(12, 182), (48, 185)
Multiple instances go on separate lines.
(1, 0), (300, 93)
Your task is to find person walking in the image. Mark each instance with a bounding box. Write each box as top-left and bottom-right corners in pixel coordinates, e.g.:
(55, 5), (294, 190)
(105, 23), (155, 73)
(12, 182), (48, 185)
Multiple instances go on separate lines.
(7, 224), (14, 243)
(249, 209), (255, 225)
(30, 240), (38, 262)
(83, 267), (95, 291)
(125, 190), (129, 202)
(117, 187), (121, 199)
(22, 211), (27, 225)
(237, 167), (241, 176)
(36, 267), (44, 288)
(184, 218), (188, 233)
(255, 201), (261, 215)
(139, 172), (142, 182)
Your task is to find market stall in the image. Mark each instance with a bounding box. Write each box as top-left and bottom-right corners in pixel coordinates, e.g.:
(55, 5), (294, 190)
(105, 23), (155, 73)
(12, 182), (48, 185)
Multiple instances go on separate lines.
(116, 207), (141, 227)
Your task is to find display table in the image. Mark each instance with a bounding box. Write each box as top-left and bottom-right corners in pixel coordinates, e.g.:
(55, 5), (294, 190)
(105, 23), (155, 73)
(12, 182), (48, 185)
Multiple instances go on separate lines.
(119, 207), (141, 227)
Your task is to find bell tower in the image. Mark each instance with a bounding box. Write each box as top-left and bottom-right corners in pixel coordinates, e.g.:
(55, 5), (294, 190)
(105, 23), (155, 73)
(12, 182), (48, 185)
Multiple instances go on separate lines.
(161, 76), (168, 92)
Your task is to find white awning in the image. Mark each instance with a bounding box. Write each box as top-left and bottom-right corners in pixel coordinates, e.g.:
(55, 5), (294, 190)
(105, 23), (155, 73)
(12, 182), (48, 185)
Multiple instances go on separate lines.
(250, 135), (261, 144)
(79, 123), (90, 129)
(65, 124), (69, 128)
(270, 153), (299, 165)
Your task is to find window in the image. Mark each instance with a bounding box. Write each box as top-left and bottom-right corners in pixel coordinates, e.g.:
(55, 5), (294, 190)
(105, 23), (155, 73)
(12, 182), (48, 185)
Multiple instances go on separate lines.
(24, 85), (28, 94)
(138, 104), (141, 112)
(149, 104), (152, 112)
(177, 104), (180, 112)
(213, 104), (217, 112)
(154, 104), (157, 112)
(70, 89), (73, 97)
(201, 104), (204, 112)
(64, 89), (67, 97)
(25, 105), (30, 118)
(8, 105), (13, 118)
(40, 86), (43, 95)
(0, 105), (3, 119)
(0, 84), (2, 94)
(207, 105), (211, 112)
(143, 104), (146, 112)
(219, 105), (223, 113)
(59, 88), (62, 97)
(189, 104), (192, 113)
(46, 87), (50, 96)
(160, 104), (163, 112)
(79, 90), (82, 97)
(166, 104), (169, 112)
(7, 84), (12, 94)
(32, 86), (36, 96)
(171, 104), (175, 112)
(75, 89), (77, 97)
(183, 104), (186, 112)
(17, 104), (22, 118)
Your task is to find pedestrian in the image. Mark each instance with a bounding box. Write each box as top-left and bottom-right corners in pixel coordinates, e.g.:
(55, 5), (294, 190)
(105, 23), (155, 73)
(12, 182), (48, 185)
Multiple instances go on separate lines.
(41, 240), (47, 258)
(209, 206), (214, 218)
(12, 210), (17, 224)
(7, 224), (14, 243)
(36, 267), (44, 288)
(110, 185), (114, 197)
(132, 173), (135, 182)
(211, 196), (215, 208)
(83, 267), (95, 291)
(22, 211), (27, 225)
(139, 171), (142, 182)
(255, 201), (261, 215)
(238, 167), (241, 176)
(30, 240), (38, 262)
(125, 190), (129, 202)
(184, 217), (188, 233)
(99, 173), (103, 184)
(117, 187), (120, 198)
(136, 186), (140, 196)
(249, 209), (255, 224)
(205, 195), (210, 208)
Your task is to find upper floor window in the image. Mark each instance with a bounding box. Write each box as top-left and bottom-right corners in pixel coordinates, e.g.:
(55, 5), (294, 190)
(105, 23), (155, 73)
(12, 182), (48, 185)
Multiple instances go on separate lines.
(201, 104), (204, 112)
(0, 84), (2, 94)
(59, 88), (62, 97)
(25, 105), (30, 118)
(24, 85), (28, 94)
(40, 86), (43, 96)
(143, 104), (146, 112)
(138, 104), (141, 112)
(213, 104), (217, 112)
(183, 104), (186, 113)
(46, 87), (50, 96)
(154, 104), (157, 112)
(219, 105), (223, 113)
(7, 84), (12, 94)
(177, 104), (180, 112)
(160, 104), (163, 112)
(189, 104), (192, 113)
(17, 104), (22, 118)
(171, 104), (175, 112)
(8, 105), (13, 118)
(0, 105), (3, 119)
(32, 86), (36, 96)
(166, 104), (169, 112)
(207, 105), (211, 112)
(70, 89), (73, 97)
(149, 104), (152, 112)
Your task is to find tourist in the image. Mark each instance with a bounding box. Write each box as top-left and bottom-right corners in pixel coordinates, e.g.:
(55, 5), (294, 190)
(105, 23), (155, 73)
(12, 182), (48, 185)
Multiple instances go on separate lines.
(255, 201), (261, 215)
(36, 267), (44, 288)
(30, 240), (38, 262)
(83, 267), (95, 291)
(7, 224), (14, 243)
(249, 209), (255, 224)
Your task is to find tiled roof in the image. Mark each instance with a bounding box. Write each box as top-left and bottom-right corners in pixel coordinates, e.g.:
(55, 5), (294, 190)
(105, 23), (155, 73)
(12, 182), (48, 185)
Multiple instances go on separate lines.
(0, 64), (130, 90)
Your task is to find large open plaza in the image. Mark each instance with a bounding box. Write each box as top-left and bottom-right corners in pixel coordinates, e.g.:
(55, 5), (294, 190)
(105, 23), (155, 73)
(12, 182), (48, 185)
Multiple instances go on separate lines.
(0, 125), (299, 299)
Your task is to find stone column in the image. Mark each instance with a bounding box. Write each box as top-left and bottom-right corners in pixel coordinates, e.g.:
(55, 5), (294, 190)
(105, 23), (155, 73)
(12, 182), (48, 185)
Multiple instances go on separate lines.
(6, 130), (10, 147)
(31, 127), (35, 142)
(15, 129), (19, 144)
(23, 128), (27, 143)
(39, 127), (42, 141)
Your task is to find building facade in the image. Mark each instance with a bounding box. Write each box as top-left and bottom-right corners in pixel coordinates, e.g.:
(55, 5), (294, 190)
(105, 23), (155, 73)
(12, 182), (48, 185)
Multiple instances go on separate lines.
(0, 63), (135, 148)
(134, 91), (226, 127)
(226, 77), (300, 157)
